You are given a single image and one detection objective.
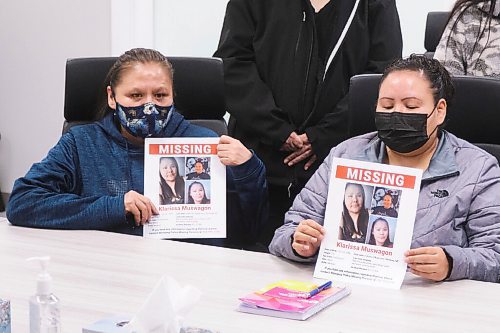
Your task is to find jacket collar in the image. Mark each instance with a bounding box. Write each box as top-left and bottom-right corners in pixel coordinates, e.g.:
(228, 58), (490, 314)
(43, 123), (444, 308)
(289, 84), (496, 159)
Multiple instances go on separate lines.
(354, 131), (459, 181)
(424, 131), (459, 180)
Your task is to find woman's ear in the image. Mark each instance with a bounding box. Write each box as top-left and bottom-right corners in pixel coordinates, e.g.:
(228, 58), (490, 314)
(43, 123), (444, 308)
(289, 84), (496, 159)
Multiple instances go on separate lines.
(436, 98), (447, 126)
(107, 86), (116, 110)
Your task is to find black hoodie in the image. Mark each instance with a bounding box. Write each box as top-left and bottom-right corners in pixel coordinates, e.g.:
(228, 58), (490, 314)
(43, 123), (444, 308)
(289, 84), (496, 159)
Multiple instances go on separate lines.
(215, 0), (402, 187)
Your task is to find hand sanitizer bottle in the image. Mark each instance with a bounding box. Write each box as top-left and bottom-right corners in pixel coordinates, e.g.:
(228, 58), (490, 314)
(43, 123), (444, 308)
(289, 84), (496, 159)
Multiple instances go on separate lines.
(27, 256), (61, 333)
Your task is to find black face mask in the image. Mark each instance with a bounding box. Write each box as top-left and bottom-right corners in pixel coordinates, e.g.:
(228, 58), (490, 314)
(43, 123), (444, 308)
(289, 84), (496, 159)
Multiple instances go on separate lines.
(375, 108), (437, 154)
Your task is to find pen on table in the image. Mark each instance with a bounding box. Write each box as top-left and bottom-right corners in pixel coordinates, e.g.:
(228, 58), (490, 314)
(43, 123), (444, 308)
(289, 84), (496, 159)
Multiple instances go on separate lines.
(302, 281), (332, 298)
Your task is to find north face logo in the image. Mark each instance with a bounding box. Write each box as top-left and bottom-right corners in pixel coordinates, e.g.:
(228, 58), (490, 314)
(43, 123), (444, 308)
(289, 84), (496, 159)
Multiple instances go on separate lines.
(431, 189), (449, 198)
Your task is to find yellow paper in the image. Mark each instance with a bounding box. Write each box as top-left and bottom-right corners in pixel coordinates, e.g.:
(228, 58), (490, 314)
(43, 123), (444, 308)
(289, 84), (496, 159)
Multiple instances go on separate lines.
(257, 280), (317, 294)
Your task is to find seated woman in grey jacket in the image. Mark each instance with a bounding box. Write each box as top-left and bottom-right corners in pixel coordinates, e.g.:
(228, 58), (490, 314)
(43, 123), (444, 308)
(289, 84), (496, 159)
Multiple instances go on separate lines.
(269, 54), (500, 283)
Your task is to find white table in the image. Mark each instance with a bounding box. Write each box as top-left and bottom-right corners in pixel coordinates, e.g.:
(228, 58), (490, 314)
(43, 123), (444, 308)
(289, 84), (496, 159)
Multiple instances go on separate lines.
(0, 217), (499, 332)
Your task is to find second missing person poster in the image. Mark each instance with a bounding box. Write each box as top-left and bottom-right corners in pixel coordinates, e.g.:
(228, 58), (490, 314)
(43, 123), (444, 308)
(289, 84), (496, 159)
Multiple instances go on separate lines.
(314, 158), (422, 289)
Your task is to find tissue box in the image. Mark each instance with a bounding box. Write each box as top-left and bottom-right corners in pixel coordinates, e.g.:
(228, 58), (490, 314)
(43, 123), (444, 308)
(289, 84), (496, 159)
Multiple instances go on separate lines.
(82, 315), (219, 333)
(181, 328), (220, 333)
(82, 315), (133, 333)
(0, 299), (10, 333)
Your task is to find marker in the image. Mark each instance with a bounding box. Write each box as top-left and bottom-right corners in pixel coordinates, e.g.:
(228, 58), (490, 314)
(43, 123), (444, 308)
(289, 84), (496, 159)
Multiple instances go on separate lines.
(301, 281), (332, 298)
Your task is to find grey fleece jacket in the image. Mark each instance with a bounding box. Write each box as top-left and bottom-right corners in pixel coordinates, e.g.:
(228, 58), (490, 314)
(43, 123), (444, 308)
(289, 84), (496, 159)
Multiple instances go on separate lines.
(269, 131), (500, 283)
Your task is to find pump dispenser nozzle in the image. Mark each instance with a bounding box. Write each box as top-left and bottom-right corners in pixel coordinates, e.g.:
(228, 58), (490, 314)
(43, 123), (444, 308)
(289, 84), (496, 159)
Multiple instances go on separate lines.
(27, 256), (52, 296)
(27, 256), (60, 332)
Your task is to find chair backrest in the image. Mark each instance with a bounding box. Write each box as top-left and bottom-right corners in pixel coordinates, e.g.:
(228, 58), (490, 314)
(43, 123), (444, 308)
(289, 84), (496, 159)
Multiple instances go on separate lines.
(446, 75), (500, 143)
(63, 56), (227, 135)
(475, 143), (500, 164)
(347, 74), (380, 138)
(424, 11), (450, 58)
(348, 74), (500, 145)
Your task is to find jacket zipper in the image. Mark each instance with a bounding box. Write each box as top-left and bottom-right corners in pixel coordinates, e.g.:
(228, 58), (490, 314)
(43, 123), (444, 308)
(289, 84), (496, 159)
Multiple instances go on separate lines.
(290, 8), (314, 196)
(297, 6), (314, 137)
(303, 11), (314, 117)
(299, 0), (360, 133)
(294, 11), (305, 55)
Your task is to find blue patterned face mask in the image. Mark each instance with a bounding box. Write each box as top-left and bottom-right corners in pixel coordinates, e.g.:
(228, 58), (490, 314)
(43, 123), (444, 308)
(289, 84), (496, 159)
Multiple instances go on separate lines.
(115, 102), (174, 138)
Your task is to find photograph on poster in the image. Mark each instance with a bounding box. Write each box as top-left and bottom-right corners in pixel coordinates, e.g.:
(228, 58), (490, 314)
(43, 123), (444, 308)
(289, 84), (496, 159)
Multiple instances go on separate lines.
(338, 182), (374, 244)
(186, 180), (211, 204)
(186, 157), (211, 180)
(367, 216), (397, 248)
(370, 186), (401, 218)
(159, 156), (186, 205)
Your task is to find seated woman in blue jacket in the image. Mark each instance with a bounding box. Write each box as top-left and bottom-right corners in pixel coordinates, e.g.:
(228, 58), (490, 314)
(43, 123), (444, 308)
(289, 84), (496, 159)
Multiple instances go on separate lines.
(269, 55), (500, 282)
(7, 48), (268, 250)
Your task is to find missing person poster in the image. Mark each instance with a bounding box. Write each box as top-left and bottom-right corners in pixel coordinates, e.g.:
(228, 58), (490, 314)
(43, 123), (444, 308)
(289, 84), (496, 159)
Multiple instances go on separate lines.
(143, 138), (226, 239)
(314, 158), (422, 289)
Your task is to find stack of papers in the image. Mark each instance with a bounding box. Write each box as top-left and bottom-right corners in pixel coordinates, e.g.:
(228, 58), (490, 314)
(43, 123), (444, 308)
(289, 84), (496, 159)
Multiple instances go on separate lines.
(237, 280), (350, 321)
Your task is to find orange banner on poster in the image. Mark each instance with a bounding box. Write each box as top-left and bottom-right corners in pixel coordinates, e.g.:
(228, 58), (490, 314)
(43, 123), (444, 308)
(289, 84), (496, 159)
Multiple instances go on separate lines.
(335, 165), (416, 189)
(149, 144), (217, 155)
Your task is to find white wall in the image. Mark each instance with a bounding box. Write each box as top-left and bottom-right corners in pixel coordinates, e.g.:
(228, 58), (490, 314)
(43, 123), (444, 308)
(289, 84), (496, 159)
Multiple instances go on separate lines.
(0, 0), (457, 199)
(0, 0), (111, 194)
(153, 0), (228, 57)
(111, 0), (154, 55)
(151, 0), (456, 57)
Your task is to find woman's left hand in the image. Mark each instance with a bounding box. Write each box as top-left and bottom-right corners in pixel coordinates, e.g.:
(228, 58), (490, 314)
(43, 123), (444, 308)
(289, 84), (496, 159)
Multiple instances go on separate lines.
(217, 135), (252, 166)
(404, 247), (449, 281)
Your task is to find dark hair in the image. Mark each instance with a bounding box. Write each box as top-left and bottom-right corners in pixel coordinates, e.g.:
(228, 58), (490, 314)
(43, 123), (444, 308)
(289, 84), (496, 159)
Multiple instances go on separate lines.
(97, 48), (174, 119)
(444, 0), (497, 67)
(368, 218), (393, 247)
(383, 193), (393, 203)
(342, 183), (369, 240)
(187, 181), (210, 204)
(380, 54), (455, 105)
(159, 157), (185, 205)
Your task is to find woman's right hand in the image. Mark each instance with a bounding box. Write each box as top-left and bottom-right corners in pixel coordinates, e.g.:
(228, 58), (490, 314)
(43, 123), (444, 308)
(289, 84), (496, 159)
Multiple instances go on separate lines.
(292, 219), (326, 257)
(124, 190), (159, 226)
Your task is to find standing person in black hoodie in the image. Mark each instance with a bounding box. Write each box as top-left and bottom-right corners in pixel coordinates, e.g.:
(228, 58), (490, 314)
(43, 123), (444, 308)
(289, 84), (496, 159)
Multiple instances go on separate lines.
(214, 0), (402, 250)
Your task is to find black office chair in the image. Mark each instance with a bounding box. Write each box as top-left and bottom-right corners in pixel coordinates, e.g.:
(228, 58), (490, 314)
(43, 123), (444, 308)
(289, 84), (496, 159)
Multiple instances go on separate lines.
(475, 143), (500, 163)
(424, 11), (450, 58)
(348, 73), (500, 162)
(347, 74), (380, 138)
(63, 56), (227, 135)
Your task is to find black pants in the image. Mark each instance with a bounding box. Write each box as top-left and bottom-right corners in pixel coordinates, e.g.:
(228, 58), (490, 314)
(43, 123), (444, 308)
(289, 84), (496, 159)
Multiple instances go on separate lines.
(255, 182), (303, 252)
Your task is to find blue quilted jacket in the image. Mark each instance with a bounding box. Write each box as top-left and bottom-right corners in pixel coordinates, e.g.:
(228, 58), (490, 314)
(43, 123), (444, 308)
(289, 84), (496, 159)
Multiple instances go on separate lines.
(7, 112), (268, 248)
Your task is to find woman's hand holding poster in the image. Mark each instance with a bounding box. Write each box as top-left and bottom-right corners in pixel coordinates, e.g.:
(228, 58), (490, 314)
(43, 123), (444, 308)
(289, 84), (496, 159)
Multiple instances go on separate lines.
(314, 158), (422, 289)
